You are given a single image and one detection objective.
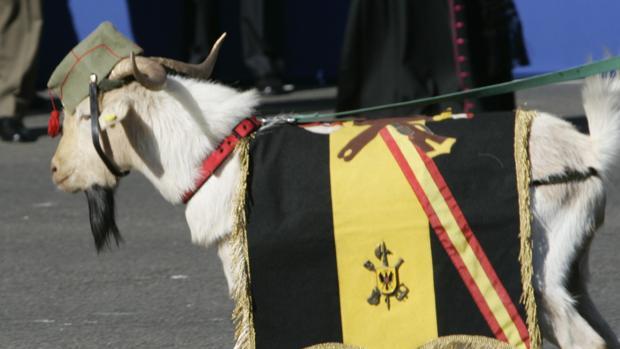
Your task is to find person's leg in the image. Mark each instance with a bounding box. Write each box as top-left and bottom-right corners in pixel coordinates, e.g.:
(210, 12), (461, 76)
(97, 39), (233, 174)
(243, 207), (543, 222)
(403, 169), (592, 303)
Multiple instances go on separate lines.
(240, 0), (272, 79)
(240, 0), (291, 94)
(0, 0), (42, 142)
(187, 0), (220, 64)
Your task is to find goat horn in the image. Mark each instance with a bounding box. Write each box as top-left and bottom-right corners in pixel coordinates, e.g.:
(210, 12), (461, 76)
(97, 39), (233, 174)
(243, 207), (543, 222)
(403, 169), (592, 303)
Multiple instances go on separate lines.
(151, 32), (226, 80)
(109, 53), (167, 91)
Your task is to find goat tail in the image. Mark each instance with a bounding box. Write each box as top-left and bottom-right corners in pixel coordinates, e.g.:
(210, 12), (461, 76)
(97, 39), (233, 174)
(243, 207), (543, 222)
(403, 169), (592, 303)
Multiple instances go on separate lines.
(582, 72), (620, 177)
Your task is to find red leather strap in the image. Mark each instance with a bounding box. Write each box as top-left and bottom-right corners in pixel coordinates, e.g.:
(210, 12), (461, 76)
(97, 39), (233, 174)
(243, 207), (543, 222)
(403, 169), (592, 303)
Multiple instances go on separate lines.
(182, 116), (261, 204)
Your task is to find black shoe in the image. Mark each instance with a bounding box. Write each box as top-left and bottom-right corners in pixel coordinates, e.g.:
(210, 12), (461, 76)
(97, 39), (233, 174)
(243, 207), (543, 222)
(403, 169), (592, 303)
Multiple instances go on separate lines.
(0, 117), (36, 142)
(256, 76), (295, 96)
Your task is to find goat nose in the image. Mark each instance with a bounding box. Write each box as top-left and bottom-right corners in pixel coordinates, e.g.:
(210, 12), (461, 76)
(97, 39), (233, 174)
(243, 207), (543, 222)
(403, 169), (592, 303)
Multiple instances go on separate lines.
(50, 159), (58, 174)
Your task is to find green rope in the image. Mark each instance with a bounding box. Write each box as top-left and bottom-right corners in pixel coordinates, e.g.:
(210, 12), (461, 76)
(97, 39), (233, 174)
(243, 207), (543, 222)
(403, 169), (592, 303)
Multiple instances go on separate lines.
(290, 57), (620, 123)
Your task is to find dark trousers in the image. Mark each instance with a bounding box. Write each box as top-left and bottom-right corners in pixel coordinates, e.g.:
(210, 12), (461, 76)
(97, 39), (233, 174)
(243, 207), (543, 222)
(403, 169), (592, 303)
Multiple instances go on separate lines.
(240, 0), (284, 79)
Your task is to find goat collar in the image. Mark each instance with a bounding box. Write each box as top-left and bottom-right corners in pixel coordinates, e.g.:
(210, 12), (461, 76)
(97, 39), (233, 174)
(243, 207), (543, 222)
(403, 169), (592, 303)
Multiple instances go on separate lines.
(182, 116), (261, 204)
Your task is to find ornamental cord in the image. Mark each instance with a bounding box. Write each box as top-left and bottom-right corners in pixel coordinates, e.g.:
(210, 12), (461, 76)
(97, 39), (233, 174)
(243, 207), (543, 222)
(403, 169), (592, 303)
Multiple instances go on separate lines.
(303, 343), (365, 349)
(514, 109), (541, 349)
(230, 137), (256, 349)
(418, 335), (519, 349)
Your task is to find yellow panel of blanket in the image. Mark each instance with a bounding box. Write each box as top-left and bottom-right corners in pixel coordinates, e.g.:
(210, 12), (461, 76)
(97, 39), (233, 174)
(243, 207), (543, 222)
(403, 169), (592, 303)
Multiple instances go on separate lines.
(329, 122), (438, 348)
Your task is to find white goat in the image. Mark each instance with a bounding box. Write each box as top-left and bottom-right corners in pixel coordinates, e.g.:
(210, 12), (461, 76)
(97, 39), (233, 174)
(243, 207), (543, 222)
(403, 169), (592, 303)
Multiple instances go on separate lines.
(50, 53), (620, 347)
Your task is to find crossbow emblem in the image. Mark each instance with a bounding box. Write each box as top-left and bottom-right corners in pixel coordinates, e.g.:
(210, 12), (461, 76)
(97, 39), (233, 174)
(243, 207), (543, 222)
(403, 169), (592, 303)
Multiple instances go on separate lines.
(364, 241), (409, 310)
(338, 111), (457, 162)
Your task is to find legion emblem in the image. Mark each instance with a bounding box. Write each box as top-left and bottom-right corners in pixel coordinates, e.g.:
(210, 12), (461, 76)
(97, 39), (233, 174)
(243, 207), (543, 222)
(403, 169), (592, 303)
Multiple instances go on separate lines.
(364, 241), (409, 309)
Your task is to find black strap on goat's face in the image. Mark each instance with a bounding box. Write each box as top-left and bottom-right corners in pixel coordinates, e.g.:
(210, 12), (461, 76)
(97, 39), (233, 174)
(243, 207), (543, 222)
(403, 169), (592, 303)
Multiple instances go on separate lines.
(89, 74), (130, 178)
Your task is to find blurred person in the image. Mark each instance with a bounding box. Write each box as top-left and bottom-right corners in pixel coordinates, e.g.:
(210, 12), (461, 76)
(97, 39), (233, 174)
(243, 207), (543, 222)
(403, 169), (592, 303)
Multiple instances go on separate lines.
(186, 0), (219, 64)
(240, 0), (293, 94)
(180, 0), (295, 93)
(0, 0), (42, 142)
(337, 0), (528, 117)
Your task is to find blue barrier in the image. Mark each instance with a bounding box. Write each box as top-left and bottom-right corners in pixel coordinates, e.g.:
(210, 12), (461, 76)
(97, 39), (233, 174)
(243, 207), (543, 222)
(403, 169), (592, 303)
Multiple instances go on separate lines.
(514, 0), (620, 76)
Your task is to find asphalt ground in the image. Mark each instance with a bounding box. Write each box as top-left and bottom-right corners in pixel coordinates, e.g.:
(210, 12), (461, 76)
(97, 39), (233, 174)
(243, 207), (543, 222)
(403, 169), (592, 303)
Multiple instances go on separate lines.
(1, 83), (619, 348)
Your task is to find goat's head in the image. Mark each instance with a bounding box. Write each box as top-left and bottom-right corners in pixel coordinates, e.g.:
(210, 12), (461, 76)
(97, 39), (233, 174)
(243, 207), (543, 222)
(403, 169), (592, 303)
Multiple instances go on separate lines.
(48, 22), (225, 250)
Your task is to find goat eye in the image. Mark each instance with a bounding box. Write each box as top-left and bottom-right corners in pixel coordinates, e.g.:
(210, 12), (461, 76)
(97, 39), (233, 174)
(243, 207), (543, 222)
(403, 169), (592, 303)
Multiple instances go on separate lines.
(80, 114), (91, 121)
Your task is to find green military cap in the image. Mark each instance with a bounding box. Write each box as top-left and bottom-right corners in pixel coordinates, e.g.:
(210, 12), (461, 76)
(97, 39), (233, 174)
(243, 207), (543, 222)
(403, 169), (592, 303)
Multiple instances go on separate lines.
(47, 21), (142, 113)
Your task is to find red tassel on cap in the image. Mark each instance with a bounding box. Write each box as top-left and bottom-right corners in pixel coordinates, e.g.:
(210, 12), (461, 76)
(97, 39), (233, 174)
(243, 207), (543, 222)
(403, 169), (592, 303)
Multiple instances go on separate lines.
(48, 90), (61, 137)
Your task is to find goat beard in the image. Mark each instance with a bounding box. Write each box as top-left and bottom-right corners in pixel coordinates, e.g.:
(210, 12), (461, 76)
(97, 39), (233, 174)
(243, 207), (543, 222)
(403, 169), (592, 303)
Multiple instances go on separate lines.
(85, 185), (122, 252)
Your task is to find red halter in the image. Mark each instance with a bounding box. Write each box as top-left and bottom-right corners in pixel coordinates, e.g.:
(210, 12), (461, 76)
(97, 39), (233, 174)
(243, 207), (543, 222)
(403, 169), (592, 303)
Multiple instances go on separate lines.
(182, 116), (261, 204)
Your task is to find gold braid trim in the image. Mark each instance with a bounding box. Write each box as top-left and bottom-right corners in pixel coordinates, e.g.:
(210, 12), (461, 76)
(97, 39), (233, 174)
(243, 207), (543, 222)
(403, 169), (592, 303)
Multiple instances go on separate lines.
(514, 109), (541, 349)
(304, 344), (364, 349)
(230, 137), (256, 349)
(418, 335), (518, 349)
(304, 335), (520, 349)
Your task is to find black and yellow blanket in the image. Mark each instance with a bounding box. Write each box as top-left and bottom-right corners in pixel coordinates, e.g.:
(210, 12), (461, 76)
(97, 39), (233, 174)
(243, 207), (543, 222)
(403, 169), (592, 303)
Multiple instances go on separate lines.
(232, 110), (538, 349)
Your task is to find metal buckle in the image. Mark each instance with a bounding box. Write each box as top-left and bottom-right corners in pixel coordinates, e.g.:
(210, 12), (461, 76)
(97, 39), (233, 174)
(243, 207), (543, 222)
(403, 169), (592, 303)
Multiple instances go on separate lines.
(257, 114), (296, 131)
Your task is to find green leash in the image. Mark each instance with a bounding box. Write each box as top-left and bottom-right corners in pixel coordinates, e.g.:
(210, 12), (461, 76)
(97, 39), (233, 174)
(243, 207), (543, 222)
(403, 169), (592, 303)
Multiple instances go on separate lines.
(285, 57), (620, 124)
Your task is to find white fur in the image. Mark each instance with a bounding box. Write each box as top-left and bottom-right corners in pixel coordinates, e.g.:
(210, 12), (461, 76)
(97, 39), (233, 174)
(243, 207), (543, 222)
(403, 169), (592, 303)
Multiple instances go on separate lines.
(104, 77), (257, 246)
(52, 73), (620, 349)
(130, 77), (257, 203)
(527, 75), (620, 349)
(583, 74), (620, 177)
(303, 123), (342, 134)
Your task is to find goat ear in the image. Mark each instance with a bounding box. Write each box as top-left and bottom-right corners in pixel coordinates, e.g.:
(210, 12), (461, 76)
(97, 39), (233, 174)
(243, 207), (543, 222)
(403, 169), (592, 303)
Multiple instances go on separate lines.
(99, 99), (132, 131)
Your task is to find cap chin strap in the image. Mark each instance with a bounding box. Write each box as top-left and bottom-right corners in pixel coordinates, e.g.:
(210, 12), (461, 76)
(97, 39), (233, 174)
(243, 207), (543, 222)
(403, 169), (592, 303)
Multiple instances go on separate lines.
(89, 74), (130, 178)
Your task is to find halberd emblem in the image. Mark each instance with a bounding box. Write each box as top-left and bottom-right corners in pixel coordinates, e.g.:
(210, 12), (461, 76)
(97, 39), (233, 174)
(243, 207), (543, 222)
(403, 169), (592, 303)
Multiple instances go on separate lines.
(364, 241), (409, 309)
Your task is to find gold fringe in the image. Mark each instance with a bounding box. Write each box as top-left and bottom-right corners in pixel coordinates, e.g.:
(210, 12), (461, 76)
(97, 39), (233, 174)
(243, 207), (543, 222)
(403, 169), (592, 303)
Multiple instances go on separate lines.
(230, 137), (256, 349)
(514, 109), (541, 349)
(304, 343), (365, 349)
(418, 335), (518, 349)
(304, 335), (519, 349)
